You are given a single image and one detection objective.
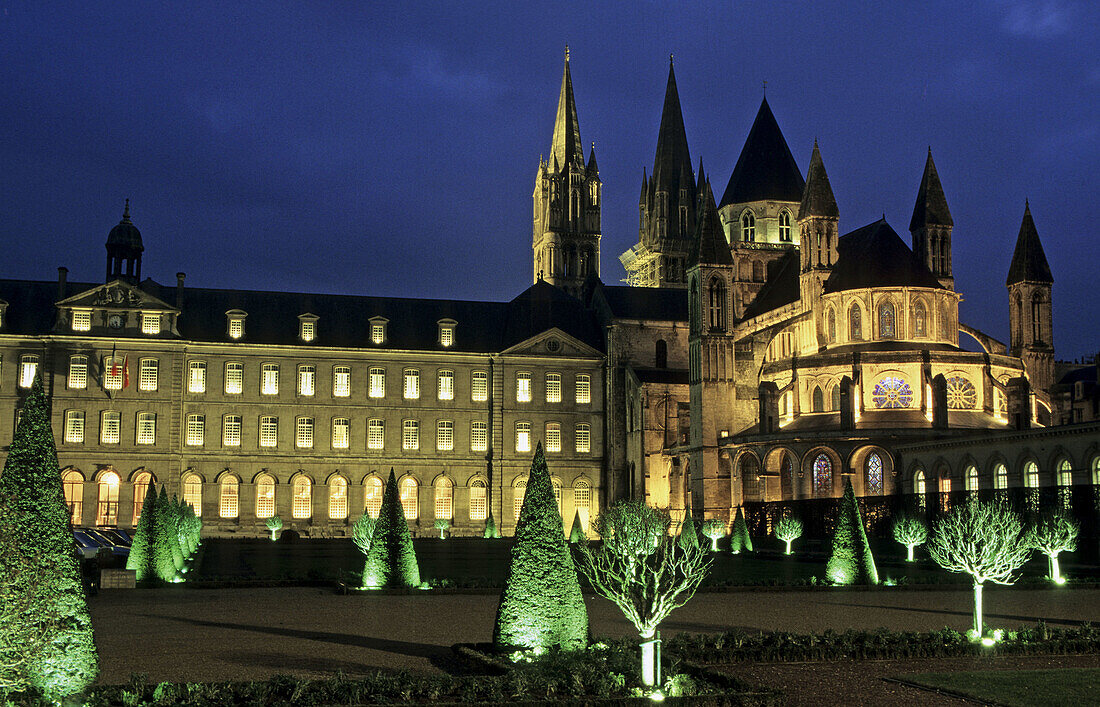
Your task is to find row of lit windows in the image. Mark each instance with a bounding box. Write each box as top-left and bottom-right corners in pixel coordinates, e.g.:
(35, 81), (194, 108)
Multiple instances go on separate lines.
(70, 310), (164, 335)
(736, 210), (793, 243)
(220, 312), (457, 347)
(913, 458), (1099, 494)
(824, 300), (953, 345)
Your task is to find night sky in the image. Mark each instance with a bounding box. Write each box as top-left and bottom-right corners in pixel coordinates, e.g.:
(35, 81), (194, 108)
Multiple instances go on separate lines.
(1, 2), (1096, 359)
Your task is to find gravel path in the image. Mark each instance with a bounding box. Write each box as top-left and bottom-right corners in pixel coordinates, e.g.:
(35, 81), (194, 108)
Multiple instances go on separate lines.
(88, 586), (1100, 687)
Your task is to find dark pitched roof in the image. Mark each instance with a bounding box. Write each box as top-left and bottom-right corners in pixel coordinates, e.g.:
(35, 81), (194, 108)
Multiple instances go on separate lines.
(909, 149), (953, 231)
(719, 97), (805, 207)
(824, 219), (944, 293)
(650, 59), (694, 200)
(550, 51), (584, 170)
(500, 279), (604, 351)
(586, 143), (599, 176)
(797, 140), (838, 220)
(1006, 202), (1053, 285)
(596, 285), (687, 322)
(691, 180), (732, 265)
(741, 250), (800, 320)
(105, 200), (144, 251)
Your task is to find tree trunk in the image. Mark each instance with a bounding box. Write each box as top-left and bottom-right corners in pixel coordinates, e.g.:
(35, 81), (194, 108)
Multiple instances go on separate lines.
(973, 581), (983, 634)
(1051, 554), (1062, 583)
(785, 539), (792, 555)
(710, 538), (718, 551)
(640, 630), (659, 688)
(906, 544), (915, 562)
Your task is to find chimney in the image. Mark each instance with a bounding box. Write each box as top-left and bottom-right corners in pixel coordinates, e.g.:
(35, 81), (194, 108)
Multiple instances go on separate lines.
(176, 272), (186, 308)
(57, 267), (68, 300)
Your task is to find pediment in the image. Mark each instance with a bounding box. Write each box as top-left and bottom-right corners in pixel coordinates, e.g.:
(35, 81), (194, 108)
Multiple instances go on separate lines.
(502, 327), (602, 358)
(57, 280), (177, 312)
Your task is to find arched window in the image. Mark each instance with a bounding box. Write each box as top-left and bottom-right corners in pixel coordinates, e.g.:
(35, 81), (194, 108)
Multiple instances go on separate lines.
(553, 479), (562, 513)
(63, 470), (83, 526)
(689, 277), (699, 332)
(655, 339), (668, 369)
(364, 476), (383, 518)
(945, 376), (977, 409)
(965, 465), (979, 492)
(914, 301), (927, 337)
(182, 473), (203, 516)
(469, 479), (487, 521)
(940, 303), (951, 339)
(329, 477), (348, 520)
(994, 463), (1008, 490)
(1058, 459), (1073, 487)
(707, 277), (727, 331)
(1093, 457), (1100, 485)
(865, 453), (883, 495)
(879, 302), (895, 338)
(940, 475), (952, 494)
(741, 211), (755, 242)
(826, 308), (836, 343)
(913, 468), (926, 495)
(872, 376), (914, 409)
(1031, 293), (1043, 342)
(400, 477), (418, 520)
(434, 476), (453, 520)
(574, 479), (591, 526)
(292, 476), (312, 519)
(812, 454), (832, 497)
(830, 385), (841, 412)
(96, 471), (120, 526)
(255, 474), (275, 519)
(1025, 461), (1039, 488)
(219, 476), (239, 519)
(132, 471), (152, 525)
(778, 210), (792, 241)
(513, 478), (527, 521)
(812, 387), (824, 412)
(849, 304), (862, 340)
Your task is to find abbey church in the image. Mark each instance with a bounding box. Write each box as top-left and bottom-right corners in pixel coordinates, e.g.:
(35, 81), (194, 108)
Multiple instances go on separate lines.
(0, 52), (1090, 537)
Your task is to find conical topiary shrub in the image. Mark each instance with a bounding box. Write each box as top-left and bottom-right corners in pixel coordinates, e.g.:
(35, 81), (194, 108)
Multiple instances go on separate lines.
(826, 478), (878, 585)
(484, 514), (499, 539)
(0, 376), (98, 697)
(569, 509), (586, 543)
(362, 469), (421, 588)
(152, 486), (180, 583)
(678, 510), (700, 550)
(126, 482), (159, 580)
(494, 443), (588, 651)
(168, 494), (186, 571)
(729, 506), (753, 554)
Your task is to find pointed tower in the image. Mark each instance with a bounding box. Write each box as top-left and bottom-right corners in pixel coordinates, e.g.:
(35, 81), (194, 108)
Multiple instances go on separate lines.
(105, 199), (143, 283)
(620, 56), (695, 289)
(1007, 202), (1055, 393)
(797, 140), (839, 344)
(910, 149), (955, 290)
(532, 48), (601, 298)
(687, 180), (736, 524)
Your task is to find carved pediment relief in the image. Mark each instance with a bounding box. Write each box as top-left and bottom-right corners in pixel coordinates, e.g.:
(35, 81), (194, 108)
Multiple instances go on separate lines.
(57, 280), (176, 312)
(502, 327), (602, 358)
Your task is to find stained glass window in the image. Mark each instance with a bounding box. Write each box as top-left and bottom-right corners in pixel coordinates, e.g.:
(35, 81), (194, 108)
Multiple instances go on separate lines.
(866, 453), (883, 495)
(849, 305), (862, 340)
(872, 376), (913, 408)
(812, 454), (832, 497)
(879, 303), (895, 338)
(914, 302), (927, 336)
(945, 376), (977, 409)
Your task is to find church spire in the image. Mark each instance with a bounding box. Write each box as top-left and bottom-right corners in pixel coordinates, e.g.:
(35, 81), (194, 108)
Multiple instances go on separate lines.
(909, 148), (953, 231)
(691, 180), (732, 266)
(650, 56), (694, 200)
(1007, 201), (1053, 286)
(549, 46), (583, 172)
(909, 148), (955, 289)
(798, 140), (838, 220)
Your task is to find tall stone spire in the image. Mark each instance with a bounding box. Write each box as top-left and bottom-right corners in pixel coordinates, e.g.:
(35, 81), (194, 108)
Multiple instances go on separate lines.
(798, 140), (838, 220)
(549, 46), (583, 172)
(910, 149), (955, 289)
(691, 180), (732, 266)
(1006, 201), (1055, 396)
(649, 56), (694, 205)
(1007, 201), (1053, 286)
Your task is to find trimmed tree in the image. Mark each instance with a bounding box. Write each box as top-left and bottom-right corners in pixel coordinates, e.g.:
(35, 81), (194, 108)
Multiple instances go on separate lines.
(729, 506), (753, 554)
(265, 515), (283, 541)
(126, 482), (159, 580)
(1030, 512), (1078, 584)
(892, 514), (928, 562)
(774, 516), (803, 555)
(352, 513), (376, 556)
(361, 470), (421, 589)
(152, 487), (180, 582)
(700, 519), (724, 551)
(927, 498), (1032, 635)
(484, 514), (500, 539)
(167, 494), (186, 571)
(678, 511), (699, 551)
(576, 501), (711, 688)
(493, 443), (587, 651)
(569, 509), (586, 543)
(826, 479), (878, 585)
(0, 376), (97, 697)
(434, 517), (451, 540)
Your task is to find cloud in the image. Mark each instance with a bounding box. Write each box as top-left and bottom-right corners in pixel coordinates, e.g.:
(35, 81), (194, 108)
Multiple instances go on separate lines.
(999, 0), (1073, 38)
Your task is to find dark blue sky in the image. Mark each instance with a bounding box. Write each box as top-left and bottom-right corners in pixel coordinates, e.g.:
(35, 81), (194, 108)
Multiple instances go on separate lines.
(2, 2), (1096, 359)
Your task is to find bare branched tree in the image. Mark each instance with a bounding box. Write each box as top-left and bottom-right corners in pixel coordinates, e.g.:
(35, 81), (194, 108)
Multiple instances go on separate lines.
(892, 514), (928, 562)
(927, 499), (1032, 635)
(700, 519), (725, 552)
(575, 501), (711, 688)
(1030, 512), (1078, 584)
(774, 516), (803, 555)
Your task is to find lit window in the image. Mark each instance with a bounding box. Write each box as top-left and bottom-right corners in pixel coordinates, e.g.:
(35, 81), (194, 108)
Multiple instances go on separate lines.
(849, 305), (863, 341)
(469, 479), (487, 521)
(19, 354), (38, 388)
(545, 422), (561, 452)
(68, 355), (88, 389)
(945, 376), (977, 409)
(136, 412), (156, 445)
(516, 421), (531, 453)
(404, 369), (420, 399)
(1092, 456), (1100, 485)
(292, 476), (312, 519)
(966, 465), (979, 492)
(865, 453), (883, 495)
(576, 374), (591, 404)
(872, 376), (913, 409)
(436, 419), (454, 451)
(1025, 461), (1039, 488)
(298, 365), (315, 396)
(227, 313), (246, 339)
(72, 310), (92, 332)
(96, 471), (120, 526)
(368, 419), (385, 450)
(438, 370), (454, 400)
(141, 312), (161, 335)
(261, 364), (279, 395)
(1059, 459), (1072, 486)
(259, 416), (278, 447)
(186, 414), (205, 446)
(434, 477), (453, 520)
(101, 411), (121, 444)
(471, 420), (488, 452)
(574, 480), (591, 525)
(995, 463), (1008, 490)
(64, 410), (85, 443)
(300, 318), (316, 342)
(879, 302), (895, 339)
(370, 319), (386, 344)
(225, 362), (243, 394)
(365, 476), (383, 518)
(139, 358), (158, 391)
(103, 355), (124, 390)
(553, 479), (562, 512)
(400, 477), (418, 520)
(333, 366), (351, 397)
(513, 478), (527, 521)
(369, 367), (385, 398)
(914, 468), (927, 494)
(182, 474), (202, 516)
(778, 210), (792, 242)
(255, 474), (275, 519)
(439, 324), (454, 347)
(402, 419), (419, 450)
(329, 477), (348, 520)
(188, 361), (206, 393)
(471, 371), (488, 402)
(914, 301), (927, 337)
(222, 414), (242, 447)
(132, 472), (151, 525)
(741, 211), (755, 242)
(516, 372), (532, 403)
(812, 454), (832, 497)
(575, 423), (591, 453)
(332, 418), (350, 449)
(296, 417), (314, 448)
(940, 477), (952, 494)
(546, 373), (561, 403)
(219, 476), (239, 519)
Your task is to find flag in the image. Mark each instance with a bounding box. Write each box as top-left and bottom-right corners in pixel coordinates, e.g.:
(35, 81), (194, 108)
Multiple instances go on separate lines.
(109, 344), (119, 382)
(122, 355), (130, 389)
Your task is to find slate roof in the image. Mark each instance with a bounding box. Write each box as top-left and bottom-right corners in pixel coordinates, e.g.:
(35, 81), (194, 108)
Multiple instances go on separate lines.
(909, 149), (953, 231)
(719, 97), (805, 207)
(740, 250), (800, 320)
(691, 181), (732, 266)
(1006, 202), (1053, 285)
(797, 140), (838, 220)
(824, 219), (943, 293)
(596, 284), (687, 322)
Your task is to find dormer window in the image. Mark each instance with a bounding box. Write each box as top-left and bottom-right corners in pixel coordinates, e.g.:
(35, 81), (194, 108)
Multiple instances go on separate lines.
(141, 312), (161, 335)
(72, 309), (92, 332)
(299, 314), (318, 343)
(438, 319), (456, 347)
(370, 317), (387, 345)
(226, 310), (247, 340)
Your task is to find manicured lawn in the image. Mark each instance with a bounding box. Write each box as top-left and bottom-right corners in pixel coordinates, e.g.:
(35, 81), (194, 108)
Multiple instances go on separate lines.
(899, 668), (1100, 706)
